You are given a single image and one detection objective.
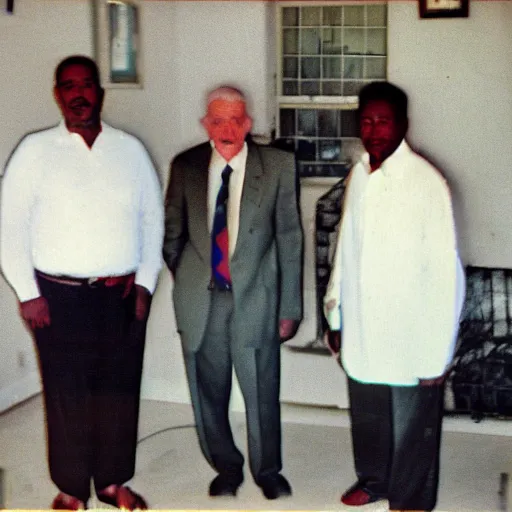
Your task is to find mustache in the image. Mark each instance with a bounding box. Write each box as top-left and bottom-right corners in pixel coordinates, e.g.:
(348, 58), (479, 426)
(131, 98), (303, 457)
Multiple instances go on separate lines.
(69, 97), (91, 108)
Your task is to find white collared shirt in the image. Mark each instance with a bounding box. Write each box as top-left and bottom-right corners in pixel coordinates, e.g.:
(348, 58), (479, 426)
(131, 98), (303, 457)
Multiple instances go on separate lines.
(324, 140), (465, 385)
(1, 121), (164, 301)
(207, 142), (248, 256)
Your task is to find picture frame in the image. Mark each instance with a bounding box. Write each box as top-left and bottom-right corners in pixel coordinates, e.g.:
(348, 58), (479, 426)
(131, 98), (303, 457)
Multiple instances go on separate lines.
(419, 0), (469, 19)
(93, 0), (142, 88)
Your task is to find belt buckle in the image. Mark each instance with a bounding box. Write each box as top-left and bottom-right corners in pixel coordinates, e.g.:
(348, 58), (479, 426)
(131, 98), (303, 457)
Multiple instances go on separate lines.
(87, 277), (100, 288)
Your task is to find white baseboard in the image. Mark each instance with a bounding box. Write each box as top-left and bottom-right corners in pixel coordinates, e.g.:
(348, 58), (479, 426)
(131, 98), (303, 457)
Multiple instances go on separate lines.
(125, 377), (512, 437)
(0, 371), (41, 413)
(280, 402), (512, 437)
(140, 376), (247, 412)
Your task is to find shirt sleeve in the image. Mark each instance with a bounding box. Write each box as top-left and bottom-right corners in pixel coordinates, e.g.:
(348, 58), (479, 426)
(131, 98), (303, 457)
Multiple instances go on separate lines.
(133, 143), (164, 294)
(415, 177), (462, 379)
(0, 137), (41, 302)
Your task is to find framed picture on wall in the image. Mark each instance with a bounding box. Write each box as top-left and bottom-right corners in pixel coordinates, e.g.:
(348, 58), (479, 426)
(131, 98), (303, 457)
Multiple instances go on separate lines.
(93, 0), (142, 88)
(419, 0), (469, 18)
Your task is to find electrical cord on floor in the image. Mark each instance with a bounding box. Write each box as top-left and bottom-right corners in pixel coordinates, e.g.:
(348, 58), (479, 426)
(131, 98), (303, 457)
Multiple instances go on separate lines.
(137, 424), (196, 445)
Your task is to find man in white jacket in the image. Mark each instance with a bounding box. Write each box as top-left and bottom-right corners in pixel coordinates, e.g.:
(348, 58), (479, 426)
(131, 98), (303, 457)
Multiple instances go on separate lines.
(324, 81), (465, 512)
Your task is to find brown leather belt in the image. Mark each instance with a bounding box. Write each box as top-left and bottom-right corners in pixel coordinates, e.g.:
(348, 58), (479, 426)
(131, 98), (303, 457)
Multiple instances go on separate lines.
(35, 269), (135, 288)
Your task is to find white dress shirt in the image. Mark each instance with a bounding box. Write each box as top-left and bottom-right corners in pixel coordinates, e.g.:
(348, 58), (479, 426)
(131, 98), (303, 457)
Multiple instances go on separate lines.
(324, 141), (465, 386)
(207, 142), (247, 256)
(0, 121), (164, 301)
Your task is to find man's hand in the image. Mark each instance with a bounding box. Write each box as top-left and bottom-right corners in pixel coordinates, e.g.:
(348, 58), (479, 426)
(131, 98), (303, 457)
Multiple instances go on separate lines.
(20, 297), (50, 330)
(279, 319), (299, 343)
(324, 298), (337, 312)
(134, 285), (152, 321)
(122, 274), (136, 299)
(326, 330), (341, 355)
(419, 375), (446, 386)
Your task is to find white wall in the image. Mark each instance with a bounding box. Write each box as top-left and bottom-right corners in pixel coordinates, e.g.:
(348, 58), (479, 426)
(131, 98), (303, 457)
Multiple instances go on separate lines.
(1, 0), (512, 413)
(0, 0), (93, 408)
(0, 0), (94, 171)
(104, 1), (272, 172)
(388, 1), (512, 268)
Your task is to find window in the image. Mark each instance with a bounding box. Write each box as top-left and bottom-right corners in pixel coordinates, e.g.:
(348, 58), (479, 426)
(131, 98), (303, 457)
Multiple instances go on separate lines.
(94, 0), (142, 88)
(276, 3), (388, 178)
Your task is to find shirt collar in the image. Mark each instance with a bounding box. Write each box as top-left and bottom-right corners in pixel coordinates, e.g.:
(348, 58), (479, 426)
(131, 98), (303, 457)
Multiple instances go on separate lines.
(362, 139), (410, 177)
(210, 141), (248, 172)
(57, 119), (109, 141)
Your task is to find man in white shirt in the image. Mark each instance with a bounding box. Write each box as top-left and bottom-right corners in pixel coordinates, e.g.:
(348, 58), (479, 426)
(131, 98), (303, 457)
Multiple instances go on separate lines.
(0, 55), (163, 510)
(163, 86), (303, 500)
(324, 81), (464, 512)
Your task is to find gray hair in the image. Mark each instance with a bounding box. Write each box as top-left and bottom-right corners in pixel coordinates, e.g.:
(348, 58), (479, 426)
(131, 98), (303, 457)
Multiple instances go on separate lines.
(206, 86), (247, 107)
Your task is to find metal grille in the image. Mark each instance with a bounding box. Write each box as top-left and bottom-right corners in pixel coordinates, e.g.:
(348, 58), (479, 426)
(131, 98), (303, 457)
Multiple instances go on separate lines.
(449, 267), (512, 419)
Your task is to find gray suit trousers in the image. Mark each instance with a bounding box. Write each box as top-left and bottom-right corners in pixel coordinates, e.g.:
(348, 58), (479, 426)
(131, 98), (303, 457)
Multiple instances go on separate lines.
(183, 289), (282, 482)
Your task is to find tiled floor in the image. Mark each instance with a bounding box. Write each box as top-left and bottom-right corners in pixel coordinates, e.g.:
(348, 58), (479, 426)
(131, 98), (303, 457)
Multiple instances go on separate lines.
(0, 396), (510, 511)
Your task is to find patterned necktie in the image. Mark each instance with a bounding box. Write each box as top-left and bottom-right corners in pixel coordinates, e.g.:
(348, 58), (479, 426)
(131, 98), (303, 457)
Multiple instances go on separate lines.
(211, 164), (233, 290)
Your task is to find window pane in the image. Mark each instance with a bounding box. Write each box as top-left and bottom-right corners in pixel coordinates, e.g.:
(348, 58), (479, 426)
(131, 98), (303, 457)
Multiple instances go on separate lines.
(322, 82), (342, 96)
(301, 57), (320, 79)
(340, 110), (358, 137)
(282, 80), (298, 96)
(301, 28), (320, 55)
(341, 139), (365, 164)
(343, 28), (365, 55)
(283, 28), (299, 54)
(319, 140), (342, 161)
(301, 81), (321, 95)
(366, 28), (386, 56)
(365, 57), (386, 79)
(318, 110), (340, 137)
(344, 80), (364, 96)
(283, 7), (299, 26)
(323, 57), (341, 79)
(302, 6), (321, 26)
(322, 28), (342, 55)
(324, 164), (350, 178)
(323, 6), (342, 26)
(297, 139), (317, 161)
(344, 57), (363, 79)
(298, 110), (317, 136)
(344, 5), (365, 26)
(367, 4), (387, 26)
(299, 162), (320, 177)
(283, 57), (298, 79)
(280, 109), (296, 137)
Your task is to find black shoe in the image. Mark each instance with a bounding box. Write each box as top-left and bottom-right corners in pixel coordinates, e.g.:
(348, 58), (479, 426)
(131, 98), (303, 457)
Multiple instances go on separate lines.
(257, 473), (292, 500)
(208, 472), (244, 497)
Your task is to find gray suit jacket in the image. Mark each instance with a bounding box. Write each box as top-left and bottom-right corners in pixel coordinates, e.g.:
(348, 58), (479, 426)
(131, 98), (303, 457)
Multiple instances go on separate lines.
(163, 141), (303, 353)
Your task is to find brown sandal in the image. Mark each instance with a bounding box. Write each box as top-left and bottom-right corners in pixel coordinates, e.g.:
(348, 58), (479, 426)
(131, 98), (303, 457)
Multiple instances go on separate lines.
(51, 492), (86, 510)
(97, 486), (147, 510)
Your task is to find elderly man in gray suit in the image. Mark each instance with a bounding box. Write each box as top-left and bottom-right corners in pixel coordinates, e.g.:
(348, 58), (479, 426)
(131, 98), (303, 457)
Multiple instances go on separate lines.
(163, 86), (303, 500)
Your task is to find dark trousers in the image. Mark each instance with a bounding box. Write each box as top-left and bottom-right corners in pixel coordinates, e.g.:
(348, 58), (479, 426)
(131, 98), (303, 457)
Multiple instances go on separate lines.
(183, 289), (282, 482)
(33, 277), (147, 503)
(348, 378), (444, 511)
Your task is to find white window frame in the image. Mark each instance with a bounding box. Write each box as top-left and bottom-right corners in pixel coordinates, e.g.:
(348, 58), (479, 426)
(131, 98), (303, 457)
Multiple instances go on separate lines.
(275, 1), (388, 178)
